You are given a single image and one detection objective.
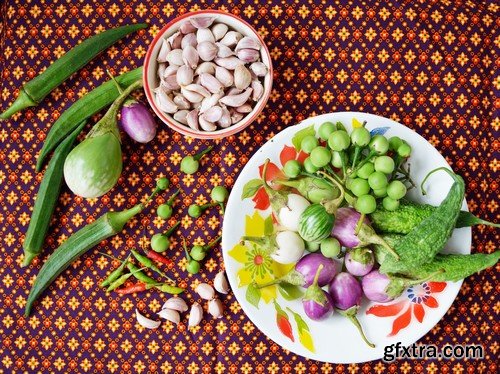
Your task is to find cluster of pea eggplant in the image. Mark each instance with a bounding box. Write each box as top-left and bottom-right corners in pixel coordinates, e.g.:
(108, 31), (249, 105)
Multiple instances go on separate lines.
(150, 145), (229, 274)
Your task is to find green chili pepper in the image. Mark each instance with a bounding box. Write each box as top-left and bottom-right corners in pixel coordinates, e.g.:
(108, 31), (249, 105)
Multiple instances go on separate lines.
(130, 249), (173, 282)
(35, 67), (143, 172)
(379, 167), (465, 274)
(22, 120), (86, 267)
(126, 262), (157, 285)
(0, 24), (147, 120)
(25, 183), (163, 316)
(107, 266), (147, 291)
(155, 283), (185, 295)
(100, 254), (131, 288)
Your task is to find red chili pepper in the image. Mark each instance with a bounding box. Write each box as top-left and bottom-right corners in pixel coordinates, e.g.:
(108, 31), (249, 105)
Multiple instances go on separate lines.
(273, 301), (294, 342)
(115, 282), (147, 295)
(145, 249), (173, 266)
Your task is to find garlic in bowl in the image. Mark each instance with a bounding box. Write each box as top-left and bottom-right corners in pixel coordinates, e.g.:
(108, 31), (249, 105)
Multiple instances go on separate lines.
(143, 10), (273, 139)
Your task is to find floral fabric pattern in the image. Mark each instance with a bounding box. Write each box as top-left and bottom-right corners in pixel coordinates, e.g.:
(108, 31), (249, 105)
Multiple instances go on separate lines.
(0, 0), (498, 372)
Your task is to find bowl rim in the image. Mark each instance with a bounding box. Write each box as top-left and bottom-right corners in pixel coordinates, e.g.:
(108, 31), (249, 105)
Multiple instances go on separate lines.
(143, 9), (273, 139)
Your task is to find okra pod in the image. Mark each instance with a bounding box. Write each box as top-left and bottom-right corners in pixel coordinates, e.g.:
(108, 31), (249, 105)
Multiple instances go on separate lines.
(22, 120), (86, 267)
(25, 184), (163, 316)
(1, 24), (147, 120)
(36, 67), (143, 171)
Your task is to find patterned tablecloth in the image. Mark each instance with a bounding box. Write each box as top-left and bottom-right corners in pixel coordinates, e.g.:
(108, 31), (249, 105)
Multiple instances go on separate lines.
(0, 0), (498, 372)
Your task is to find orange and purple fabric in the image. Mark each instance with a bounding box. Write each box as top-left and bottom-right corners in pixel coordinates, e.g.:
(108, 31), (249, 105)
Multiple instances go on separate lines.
(0, 1), (498, 373)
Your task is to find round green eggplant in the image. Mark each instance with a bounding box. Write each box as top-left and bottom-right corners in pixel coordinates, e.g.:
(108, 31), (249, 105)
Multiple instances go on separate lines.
(64, 133), (122, 198)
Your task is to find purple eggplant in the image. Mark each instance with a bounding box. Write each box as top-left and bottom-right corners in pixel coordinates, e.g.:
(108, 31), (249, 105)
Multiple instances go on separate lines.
(345, 247), (374, 277)
(120, 100), (157, 143)
(329, 272), (375, 348)
(302, 264), (334, 321)
(332, 207), (399, 260)
(255, 253), (337, 290)
(362, 269), (445, 303)
(329, 272), (363, 310)
(361, 270), (393, 303)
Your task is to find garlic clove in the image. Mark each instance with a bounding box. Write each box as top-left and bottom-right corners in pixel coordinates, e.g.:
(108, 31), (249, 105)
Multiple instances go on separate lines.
(251, 80), (264, 101)
(211, 23), (228, 41)
(214, 271), (230, 294)
(182, 45), (199, 69)
(217, 106), (232, 128)
(202, 106), (223, 122)
(166, 49), (184, 66)
(195, 283), (215, 300)
(235, 103), (252, 113)
(196, 28), (215, 44)
(199, 92), (223, 114)
(173, 95), (191, 110)
(226, 87), (243, 96)
(176, 65), (194, 86)
(219, 87), (253, 107)
(207, 298), (224, 319)
(188, 302), (203, 328)
(234, 65), (252, 90)
(186, 109), (200, 130)
(236, 48), (260, 63)
(235, 36), (261, 51)
(216, 43), (234, 58)
(190, 16), (216, 29)
(136, 309), (161, 329)
(197, 41), (218, 62)
(156, 91), (178, 113)
(167, 31), (183, 49)
(195, 61), (216, 75)
(181, 87), (204, 103)
(162, 297), (189, 312)
(184, 83), (211, 98)
(249, 62), (268, 77)
(161, 75), (181, 91)
(157, 63), (166, 79)
(219, 31), (243, 47)
(180, 21), (197, 34)
(200, 73), (224, 94)
(157, 39), (171, 62)
(199, 116), (217, 132)
(214, 57), (244, 70)
(215, 66), (234, 87)
(173, 109), (189, 124)
(157, 308), (181, 324)
(181, 33), (197, 49)
(163, 64), (179, 78)
(230, 110), (244, 124)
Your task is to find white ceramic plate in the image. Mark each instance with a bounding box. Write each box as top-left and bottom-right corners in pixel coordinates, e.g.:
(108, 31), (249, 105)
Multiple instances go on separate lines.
(222, 112), (470, 363)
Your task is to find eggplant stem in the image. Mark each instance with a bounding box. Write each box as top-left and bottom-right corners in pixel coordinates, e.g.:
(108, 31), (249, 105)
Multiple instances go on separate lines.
(312, 264), (324, 286)
(166, 189), (181, 206)
(351, 146), (361, 169)
(317, 171), (345, 206)
(355, 213), (365, 235)
(420, 167), (455, 195)
(206, 235), (222, 250)
(351, 149), (377, 176)
(347, 314), (375, 348)
(240, 236), (268, 247)
(255, 279), (281, 289)
(193, 146), (214, 161)
(106, 69), (124, 94)
(163, 221), (180, 237)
